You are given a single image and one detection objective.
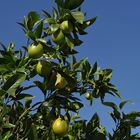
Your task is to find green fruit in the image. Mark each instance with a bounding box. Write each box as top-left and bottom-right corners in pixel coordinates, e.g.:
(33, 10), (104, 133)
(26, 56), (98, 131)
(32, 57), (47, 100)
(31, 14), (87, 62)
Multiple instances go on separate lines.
(28, 43), (44, 58)
(52, 117), (68, 135)
(52, 29), (65, 44)
(55, 73), (68, 89)
(36, 60), (52, 77)
(85, 92), (92, 100)
(60, 20), (73, 33)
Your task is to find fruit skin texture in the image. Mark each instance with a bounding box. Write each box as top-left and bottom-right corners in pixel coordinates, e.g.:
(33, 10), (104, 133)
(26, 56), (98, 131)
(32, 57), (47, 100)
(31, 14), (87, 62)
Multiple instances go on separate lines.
(28, 43), (44, 58)
(60, 20), (73, 33)
(55, 73), (68, 89)
(52, 117), (68, 135)
(36, 60), (52, 77)
(52, 29), (65, 44)
(85, 92), (92, 100)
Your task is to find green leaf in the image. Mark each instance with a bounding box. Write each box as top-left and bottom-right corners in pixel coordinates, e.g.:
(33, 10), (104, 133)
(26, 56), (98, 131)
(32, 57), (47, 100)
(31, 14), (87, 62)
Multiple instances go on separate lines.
(44, 18), (56, 24)
(63, 0), (84, 10)
(126, 111), (140, 119)
(119, 100), (133, 110)
(34, 21), (43, 38)
(71, 11), (84, 24)
(67, 102), (83, 110)
(26, 31), (36, 40)
(107, 83), (122, 98)
(2, 73), (26, 97)
(103, 102), (118, 111)
(25, 99), (32, 108)
(0, 42), (7, 51)
(36, 38), (47, 44)
(15, 93), (34, 100)
(34, 81), (46, 94)
(82, 17), (97, 29)
(0, 89), (7, 97)
(73, 58), (85, 70)
(2, 131), (12, 140)
(80, 59), (91, 80)
(27, 11), (40, 30)
(52, 7), (58, 19)
(65, 36), (74, 49)
(28, 124), (38, 140)
(42, 10), (51, 18)
(3, 123), (15, 128)
(0, 64), (9, 72)
(72, 56), (77, 68)
(113, 109), (121, 120)
(103, 69), (112, 81)
(109, 112), (117, 123)
(86, 113), (100, 133)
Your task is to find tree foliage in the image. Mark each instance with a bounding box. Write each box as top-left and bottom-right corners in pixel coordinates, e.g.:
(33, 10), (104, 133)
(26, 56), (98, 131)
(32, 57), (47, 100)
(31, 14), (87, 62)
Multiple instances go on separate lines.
(0, 0), (140, 139)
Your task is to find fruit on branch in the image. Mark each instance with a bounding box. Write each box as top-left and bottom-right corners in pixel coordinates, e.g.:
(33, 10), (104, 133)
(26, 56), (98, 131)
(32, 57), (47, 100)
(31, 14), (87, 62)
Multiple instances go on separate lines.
(55, 73), (68, 89)
(60, 20), (73, 33)
(36, 60), (52, 77)
(28, 43), (44, 58)
(85, 92), (92, 100)
(52, 29), (65, 44)
(52, 117), (68, 135)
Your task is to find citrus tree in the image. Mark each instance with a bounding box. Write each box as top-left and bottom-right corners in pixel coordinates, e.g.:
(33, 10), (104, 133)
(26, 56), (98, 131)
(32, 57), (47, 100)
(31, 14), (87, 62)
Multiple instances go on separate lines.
(0, 0), (140, 140)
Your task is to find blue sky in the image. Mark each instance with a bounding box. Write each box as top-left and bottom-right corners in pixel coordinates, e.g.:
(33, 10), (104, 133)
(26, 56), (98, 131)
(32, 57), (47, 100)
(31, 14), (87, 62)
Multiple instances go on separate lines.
(0, 0), (140, 134)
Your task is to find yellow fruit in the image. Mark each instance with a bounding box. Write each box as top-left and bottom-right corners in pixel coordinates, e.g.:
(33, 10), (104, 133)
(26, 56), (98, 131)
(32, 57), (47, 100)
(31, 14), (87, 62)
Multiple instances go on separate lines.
(60, 20), (73, 33)
(36, 60), (52, 77)
(52, 29), (65, 44)
(28, 43), (44, 58)
(55, 73), (68, 89)
(52, 117), (68, 135)
(85, 92), (92, 100)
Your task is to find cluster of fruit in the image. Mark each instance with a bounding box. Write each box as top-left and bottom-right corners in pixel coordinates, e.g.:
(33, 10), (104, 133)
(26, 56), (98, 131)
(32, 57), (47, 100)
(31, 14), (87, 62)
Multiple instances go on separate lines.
(28, 44), (68, 135)
(27, 21), (73, 136)
(27, 20), (70, 89)
(52, 20), (73, 44)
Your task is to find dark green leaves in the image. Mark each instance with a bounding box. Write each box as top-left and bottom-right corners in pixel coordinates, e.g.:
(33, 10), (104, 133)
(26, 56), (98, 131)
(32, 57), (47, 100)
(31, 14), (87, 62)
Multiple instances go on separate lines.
(67, 101), (83, 111)
(55, 0), (84, 10)
(27, 11), (40, 30)
(82, 17), (97, 29)
(119, 100), (133, 110)
(103, 102), (118, 111)
(2, 73), (26, 97)
(86, 113), (100, 132)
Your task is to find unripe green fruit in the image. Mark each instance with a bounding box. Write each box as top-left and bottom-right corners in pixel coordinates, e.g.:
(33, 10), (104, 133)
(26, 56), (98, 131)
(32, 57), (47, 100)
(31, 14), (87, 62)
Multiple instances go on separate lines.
(52, 117), (68, 135)
(55, 73), (68, 89)
(52, 30), (65, 44)
(60, 20), (73, 33)
(36, 60), (52, 77)
(85, 92), (92, 100)
(28, 43), (44, 58)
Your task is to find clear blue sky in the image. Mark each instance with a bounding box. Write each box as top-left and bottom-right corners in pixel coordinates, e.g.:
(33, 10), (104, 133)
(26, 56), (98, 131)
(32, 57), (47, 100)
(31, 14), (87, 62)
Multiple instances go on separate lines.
(0, 0), (140, 134)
